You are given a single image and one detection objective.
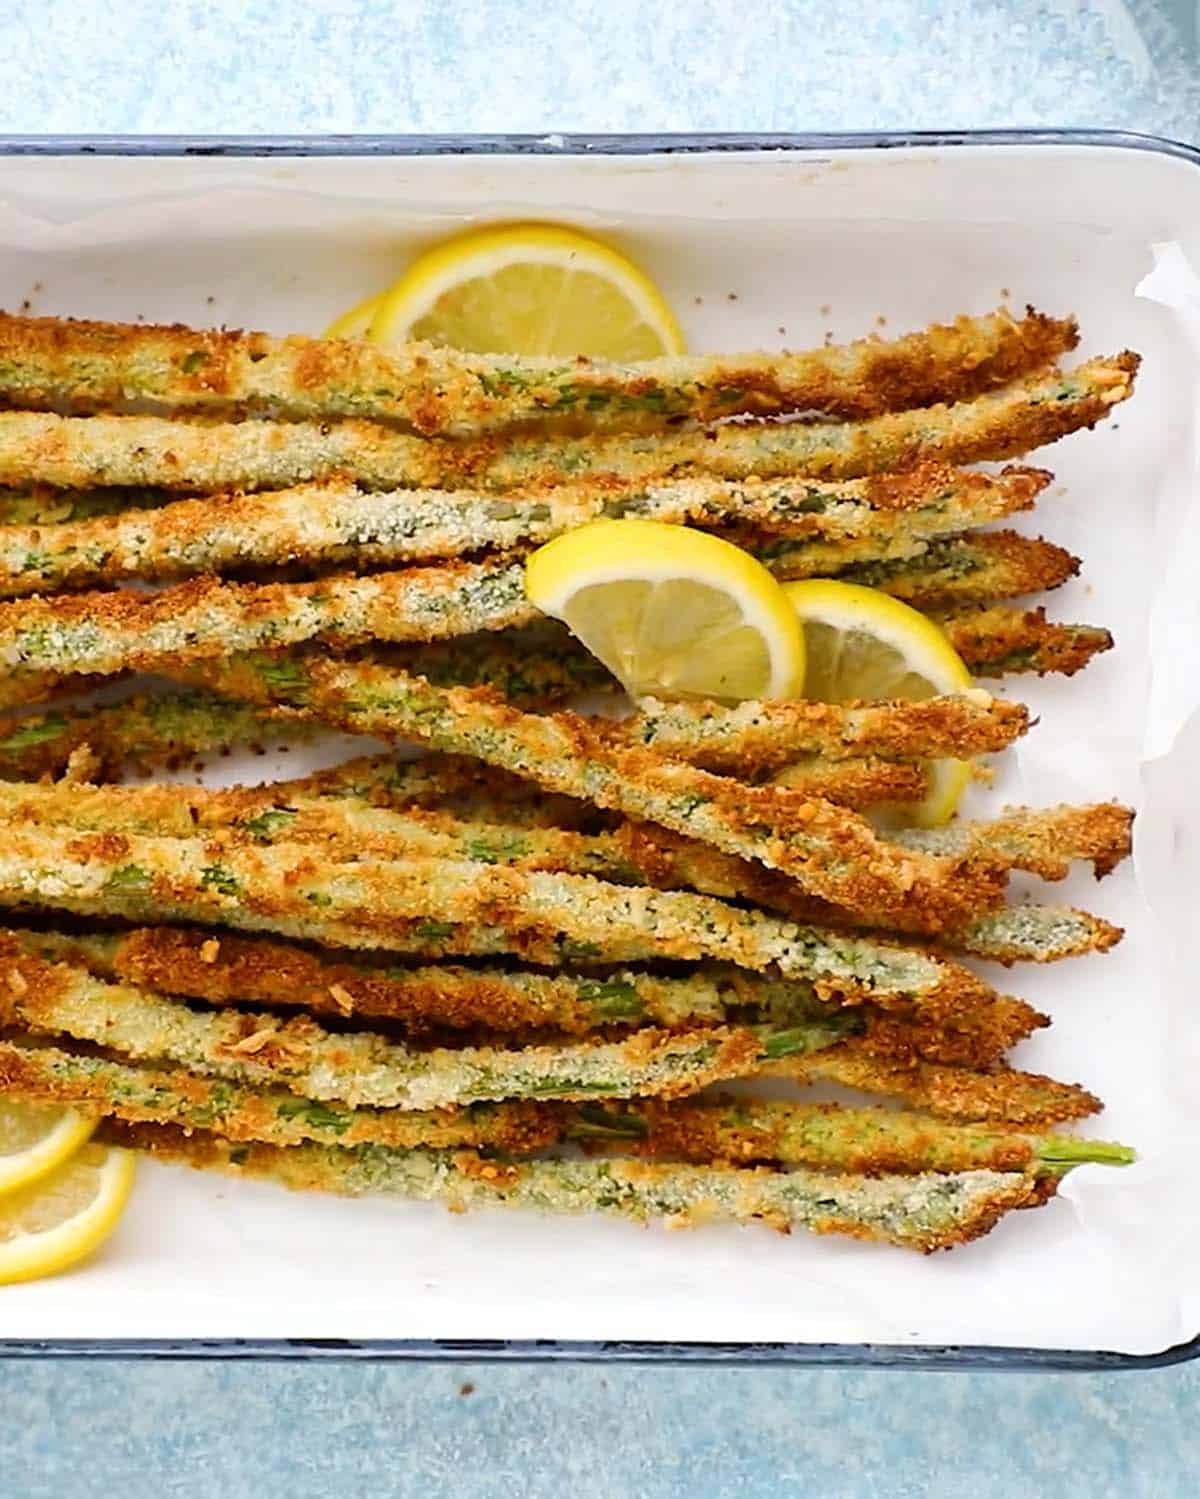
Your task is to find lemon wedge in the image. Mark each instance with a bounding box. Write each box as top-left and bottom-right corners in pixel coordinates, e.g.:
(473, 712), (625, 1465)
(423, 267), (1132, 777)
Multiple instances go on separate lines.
(367, 222), (685, 358)
(0, 1097), (96, 1195)
(323, 291), (382, 340)
(0, 1142), (135, 1284)
(781, 579), (972, 827)
(526, 520), (805, 703)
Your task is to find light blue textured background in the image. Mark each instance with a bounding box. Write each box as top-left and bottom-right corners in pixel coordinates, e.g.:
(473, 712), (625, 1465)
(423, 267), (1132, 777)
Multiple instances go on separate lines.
(2, 2), (1200, 1494)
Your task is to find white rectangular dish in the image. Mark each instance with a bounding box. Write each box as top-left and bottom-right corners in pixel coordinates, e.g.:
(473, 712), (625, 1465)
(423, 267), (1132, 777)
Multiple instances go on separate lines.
(0, 132), (1197, 1366)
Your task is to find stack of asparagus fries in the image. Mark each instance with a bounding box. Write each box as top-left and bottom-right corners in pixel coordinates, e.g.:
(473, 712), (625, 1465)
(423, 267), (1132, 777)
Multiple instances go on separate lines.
(0, 306), (1141, 1253)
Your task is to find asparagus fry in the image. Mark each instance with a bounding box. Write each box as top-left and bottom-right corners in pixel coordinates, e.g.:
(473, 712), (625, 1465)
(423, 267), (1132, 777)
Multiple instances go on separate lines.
(171, 655), (996, 931)
(382, 625), (615, 706)
(617, 690), (1028, 771)
(0, 484), (170, 526)
(0, 356), (1137, 493)
(0, 689), (315, 781)
(0, 775), (1014, 941)
(288, 750), (601, 830)
(0, 1036), (1128, 1178)
(10, 938), (1073, 1121)
(933, 606), (1113, 678)
(830, 531), (1081, 609)
(193, 666), (931, 812)
(0, 1036), (563, 1152)
(0, 945), (849, 1107)
(0, 308), (1079, 432)
(297, 742), (929, 818)
(603, 823), (1125, 956)
(0, 464), (1046, 597)
(16, 927), (824, 1033)
(0, 558), (537, 678)
(0, 819), (988, 1006)
(934, 905), (1123, 964)
(894, 803), (1133, 881)
(770, 1046), (1100, 1125)
(573, 1097), (1133, 1176)
(100, 1120), (1054, 1251)
(15, 926), (1041, 1068)
(709, 464), (1046, 583)
(0, 622), (618, 786)
(0, 631), (615, 785)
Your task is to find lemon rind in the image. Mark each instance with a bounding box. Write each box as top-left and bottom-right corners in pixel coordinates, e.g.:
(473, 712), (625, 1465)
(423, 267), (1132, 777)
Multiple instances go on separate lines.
(368, 222), (685, 354)
(0, 1106), (96, 1195)
(526, 521), (805, 701)
(0, 1146), (136, 1285)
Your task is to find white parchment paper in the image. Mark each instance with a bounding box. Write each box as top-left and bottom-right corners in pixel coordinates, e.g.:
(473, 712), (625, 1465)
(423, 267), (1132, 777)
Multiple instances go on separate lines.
(0, 143), (1197, 1354)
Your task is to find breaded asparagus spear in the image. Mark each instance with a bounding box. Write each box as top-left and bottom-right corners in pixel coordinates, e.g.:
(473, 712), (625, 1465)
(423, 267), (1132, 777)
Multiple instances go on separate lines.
(170, 655), (999, 932)
(0, 945), (851, 1108)
(615, 690), (1027, 771)
(51, 893), (1108, 989)
(0, 308), (1078, 432)
(0, 1036), (1130, 1177)
(0, 558), (538, 678)
(0, 777), (1110, 952)
(171, 678), (929, 814)
(284, 749), (603, 830)
(10, 927), (826, 1033)
(933, 905), (1123, 964)
(894, 803), (1133, 880)
(0, 464), (1045, 596)
(770, 1046), (1100, 1125)
(0, 304), (1078, 422)
(934, 606), (1113, 678)
(21, 926), (1040, 1064)
(297, 743), (927, 819)
(16, 925), (1044, 1069)
(0, 689), (315, 781)
(829, 530), (1081, 609)
(573, 1097), (1133, 1176)
(0, 821), (988, 1006)
(599, 822), (1126, 953)
(12, 930), (1083, 1116)
(0, 356), (1137, 493)
(0, 1036), (562, 1152)
(0, 484), (170, 526)
(97, 1120), (1056, 1251)
(0, 626), (620, 785)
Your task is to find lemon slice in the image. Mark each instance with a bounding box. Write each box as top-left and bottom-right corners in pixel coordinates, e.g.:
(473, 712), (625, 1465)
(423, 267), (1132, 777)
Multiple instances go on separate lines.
(0, 1142), (135, 1284)
(0, 1097), (95, 1194)
(782, 579), (973, 827)
(368, 223), (685, 358)
(323, 291), (382, 340)
(526, 520), (805, 703)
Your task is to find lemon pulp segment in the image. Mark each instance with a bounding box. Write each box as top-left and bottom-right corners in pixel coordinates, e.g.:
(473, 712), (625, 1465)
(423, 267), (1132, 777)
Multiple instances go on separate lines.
(368, 222), (684, 359)
(526, 520), (805, 704)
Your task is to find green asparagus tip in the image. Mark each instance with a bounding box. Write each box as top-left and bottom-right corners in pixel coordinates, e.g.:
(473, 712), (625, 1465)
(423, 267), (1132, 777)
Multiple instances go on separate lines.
(1037, 1137), (1137, 1175)
(760, 1016), (860, 1059)
(566, 1106), (650, 1141)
